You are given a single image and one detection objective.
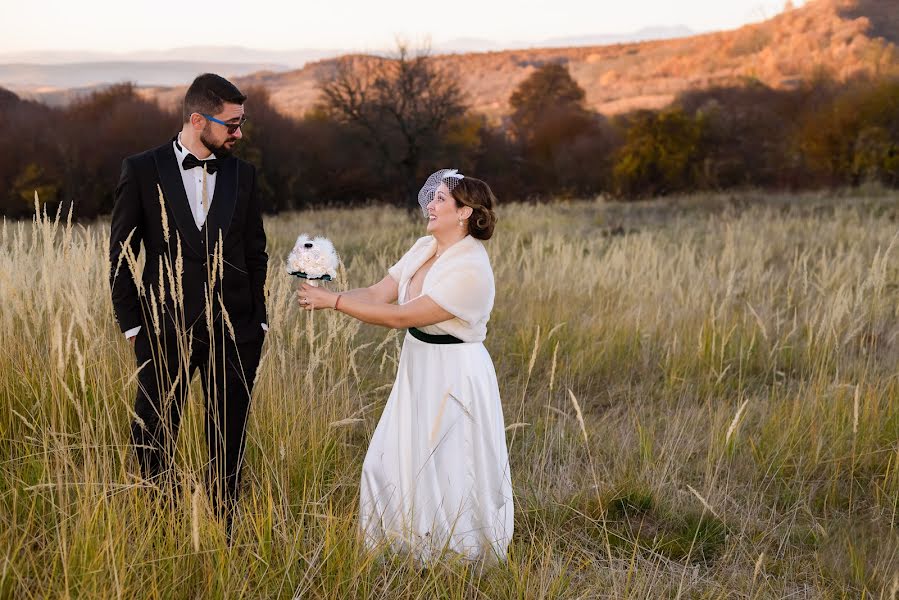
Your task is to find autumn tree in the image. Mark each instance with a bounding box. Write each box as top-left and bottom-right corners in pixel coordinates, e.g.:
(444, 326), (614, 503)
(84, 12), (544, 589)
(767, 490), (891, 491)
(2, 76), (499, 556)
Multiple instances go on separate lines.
(799, 77), (899, 186)
(613, 109), (707, 197)
(0, 88), (64, 217)
(507, 62), (615, 197)
(509, 63), (587, 141)
(63, 83), (178, 217)
(677, 81), (803, 188)
(318, 44), (468, 208)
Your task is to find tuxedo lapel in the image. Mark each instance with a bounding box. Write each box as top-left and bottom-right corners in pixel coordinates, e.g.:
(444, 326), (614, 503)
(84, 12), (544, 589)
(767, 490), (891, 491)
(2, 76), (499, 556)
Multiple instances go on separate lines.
(203, 155), (238, 246)
(153, 142), (203, 258)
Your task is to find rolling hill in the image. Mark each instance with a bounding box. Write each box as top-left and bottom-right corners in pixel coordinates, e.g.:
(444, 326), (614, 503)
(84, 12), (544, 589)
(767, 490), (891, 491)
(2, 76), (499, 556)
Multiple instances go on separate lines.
(19, 0), (899, 120)
(221, 0), (897, 119)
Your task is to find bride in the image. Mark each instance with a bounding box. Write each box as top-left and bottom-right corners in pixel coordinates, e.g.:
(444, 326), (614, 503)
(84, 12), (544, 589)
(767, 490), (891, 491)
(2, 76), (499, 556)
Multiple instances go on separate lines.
(298, 169), (514, 563)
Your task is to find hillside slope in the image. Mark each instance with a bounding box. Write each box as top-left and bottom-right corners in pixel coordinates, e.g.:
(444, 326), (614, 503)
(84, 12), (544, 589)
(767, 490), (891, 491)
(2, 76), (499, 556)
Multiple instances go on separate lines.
(142, 0), (897, 119)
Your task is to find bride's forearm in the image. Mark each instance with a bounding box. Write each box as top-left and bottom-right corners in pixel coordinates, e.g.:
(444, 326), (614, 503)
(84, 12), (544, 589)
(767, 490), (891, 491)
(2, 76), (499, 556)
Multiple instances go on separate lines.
(334, 294), (407, 328)
(331, 290), (452, 330)
(337, 275), (398, 305)
(340, 287), (379, 303)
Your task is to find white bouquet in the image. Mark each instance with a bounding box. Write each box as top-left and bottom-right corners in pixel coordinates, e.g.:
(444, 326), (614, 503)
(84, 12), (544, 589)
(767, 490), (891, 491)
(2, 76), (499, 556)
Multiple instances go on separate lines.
(286, 234), (339, 286)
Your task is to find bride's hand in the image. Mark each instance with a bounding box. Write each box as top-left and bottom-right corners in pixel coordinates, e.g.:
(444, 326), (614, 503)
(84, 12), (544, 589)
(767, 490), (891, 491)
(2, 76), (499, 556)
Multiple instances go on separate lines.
(297, 282), (336, 311)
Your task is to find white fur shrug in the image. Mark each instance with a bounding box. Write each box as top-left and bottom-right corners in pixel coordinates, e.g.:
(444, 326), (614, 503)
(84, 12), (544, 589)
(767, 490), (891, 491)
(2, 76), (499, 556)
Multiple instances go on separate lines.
(388, 235), (495, 343)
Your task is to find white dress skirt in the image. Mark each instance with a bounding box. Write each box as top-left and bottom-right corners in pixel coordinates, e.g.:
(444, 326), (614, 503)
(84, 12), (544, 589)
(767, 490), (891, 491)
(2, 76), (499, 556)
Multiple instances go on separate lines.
(359, 330), (515, 563)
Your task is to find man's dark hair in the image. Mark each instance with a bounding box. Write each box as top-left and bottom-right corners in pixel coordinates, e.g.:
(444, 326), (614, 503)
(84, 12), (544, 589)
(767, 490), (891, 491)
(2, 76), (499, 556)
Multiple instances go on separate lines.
(183, 73), (247, 122)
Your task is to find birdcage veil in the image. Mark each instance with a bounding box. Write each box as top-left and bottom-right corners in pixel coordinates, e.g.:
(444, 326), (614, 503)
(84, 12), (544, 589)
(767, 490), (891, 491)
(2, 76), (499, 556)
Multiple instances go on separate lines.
(417, 169), (464, 217)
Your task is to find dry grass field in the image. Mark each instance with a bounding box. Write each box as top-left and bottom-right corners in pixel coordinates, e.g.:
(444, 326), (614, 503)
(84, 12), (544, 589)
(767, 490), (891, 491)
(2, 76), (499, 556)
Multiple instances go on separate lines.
(1, 190), (898, 598)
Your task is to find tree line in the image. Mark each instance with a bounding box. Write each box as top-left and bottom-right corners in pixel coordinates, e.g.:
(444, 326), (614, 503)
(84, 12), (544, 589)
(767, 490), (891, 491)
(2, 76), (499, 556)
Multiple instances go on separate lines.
(1, 49), (897, 219)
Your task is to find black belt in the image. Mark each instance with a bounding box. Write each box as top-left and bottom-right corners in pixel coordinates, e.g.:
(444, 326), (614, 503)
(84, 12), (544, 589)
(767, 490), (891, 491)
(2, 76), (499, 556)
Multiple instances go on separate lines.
(408, 327), (463, 344)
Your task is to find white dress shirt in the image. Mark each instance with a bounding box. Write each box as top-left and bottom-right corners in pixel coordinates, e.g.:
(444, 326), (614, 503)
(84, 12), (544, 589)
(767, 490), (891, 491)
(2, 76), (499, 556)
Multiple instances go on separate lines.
(172, 135), (218, 229)
(125, 135), (267, 339)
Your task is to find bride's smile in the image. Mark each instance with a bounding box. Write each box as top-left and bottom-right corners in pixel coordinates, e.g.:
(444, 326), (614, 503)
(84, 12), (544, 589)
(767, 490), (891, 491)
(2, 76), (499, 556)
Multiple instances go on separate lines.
(425, 182), (472, 239)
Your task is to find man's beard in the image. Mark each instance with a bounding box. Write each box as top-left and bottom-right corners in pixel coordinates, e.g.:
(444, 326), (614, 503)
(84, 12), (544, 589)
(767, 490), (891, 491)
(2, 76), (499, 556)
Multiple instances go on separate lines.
(200, 127), (236, 157)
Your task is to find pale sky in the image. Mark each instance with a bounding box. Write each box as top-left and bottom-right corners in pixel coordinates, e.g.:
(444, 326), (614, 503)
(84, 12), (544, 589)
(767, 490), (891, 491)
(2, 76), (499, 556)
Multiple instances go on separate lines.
(3, 0), (806, 54)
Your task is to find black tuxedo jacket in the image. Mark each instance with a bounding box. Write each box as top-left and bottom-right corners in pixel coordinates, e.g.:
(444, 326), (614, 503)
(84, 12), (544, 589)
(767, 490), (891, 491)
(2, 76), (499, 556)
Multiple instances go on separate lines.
(109, 138), (268, 343)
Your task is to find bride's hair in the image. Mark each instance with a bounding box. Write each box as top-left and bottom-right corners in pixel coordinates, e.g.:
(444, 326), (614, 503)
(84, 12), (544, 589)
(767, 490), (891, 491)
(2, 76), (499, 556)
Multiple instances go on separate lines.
(450, 177), (498, 240)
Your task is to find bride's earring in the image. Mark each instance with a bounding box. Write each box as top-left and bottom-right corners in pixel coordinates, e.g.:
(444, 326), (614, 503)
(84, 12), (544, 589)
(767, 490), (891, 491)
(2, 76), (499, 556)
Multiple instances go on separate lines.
(458, 217), (464, 227)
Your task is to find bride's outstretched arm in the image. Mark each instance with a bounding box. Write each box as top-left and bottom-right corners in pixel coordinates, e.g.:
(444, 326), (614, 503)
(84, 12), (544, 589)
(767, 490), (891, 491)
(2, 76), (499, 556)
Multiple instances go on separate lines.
(298, 282), (453, 329)
(333, 275), (399, 305)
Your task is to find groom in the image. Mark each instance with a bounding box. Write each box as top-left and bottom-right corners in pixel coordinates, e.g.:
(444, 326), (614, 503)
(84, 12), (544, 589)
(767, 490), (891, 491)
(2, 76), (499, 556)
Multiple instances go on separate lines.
(109, 73), (268, 529)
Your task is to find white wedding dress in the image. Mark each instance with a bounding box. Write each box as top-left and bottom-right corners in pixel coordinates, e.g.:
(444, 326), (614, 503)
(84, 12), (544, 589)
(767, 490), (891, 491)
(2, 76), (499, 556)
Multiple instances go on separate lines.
(359, 235), (514, 563)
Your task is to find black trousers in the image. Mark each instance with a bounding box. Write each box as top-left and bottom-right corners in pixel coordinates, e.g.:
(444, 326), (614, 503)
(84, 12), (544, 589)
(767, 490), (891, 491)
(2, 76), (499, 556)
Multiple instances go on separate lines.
(131, 323), (264, 522)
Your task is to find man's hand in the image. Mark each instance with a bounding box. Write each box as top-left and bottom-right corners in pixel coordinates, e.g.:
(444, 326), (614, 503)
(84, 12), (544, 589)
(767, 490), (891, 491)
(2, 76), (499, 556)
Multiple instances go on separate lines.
(124, 326), (141, 345)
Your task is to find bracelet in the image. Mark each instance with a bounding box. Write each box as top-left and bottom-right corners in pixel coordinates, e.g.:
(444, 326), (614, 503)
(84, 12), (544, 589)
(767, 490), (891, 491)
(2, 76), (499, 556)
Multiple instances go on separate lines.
(334, 294), (342, 311)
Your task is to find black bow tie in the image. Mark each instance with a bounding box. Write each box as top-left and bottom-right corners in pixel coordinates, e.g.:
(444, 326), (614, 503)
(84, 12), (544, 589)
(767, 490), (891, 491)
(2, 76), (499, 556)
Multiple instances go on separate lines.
(182, 153), (220, 174)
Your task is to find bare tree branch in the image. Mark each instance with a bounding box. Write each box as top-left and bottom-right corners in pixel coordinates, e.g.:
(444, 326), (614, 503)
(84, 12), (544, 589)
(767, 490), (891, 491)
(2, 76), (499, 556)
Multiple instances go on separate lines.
(317, 43), (467, 208)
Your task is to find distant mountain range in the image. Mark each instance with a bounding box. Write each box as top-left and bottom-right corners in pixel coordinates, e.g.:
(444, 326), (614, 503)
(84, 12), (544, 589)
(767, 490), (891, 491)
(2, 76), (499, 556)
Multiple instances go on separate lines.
(4, 0), (897, 118)
(0, 26), (694, 92)
(1, 27), (696, 65)
(432, 26), (697, 53)
(0, 61), (287, 91)
(0, 47), (341, 69)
